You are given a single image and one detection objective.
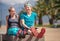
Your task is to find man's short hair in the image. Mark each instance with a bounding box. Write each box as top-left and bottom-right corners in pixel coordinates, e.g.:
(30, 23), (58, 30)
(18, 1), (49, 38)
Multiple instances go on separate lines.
(24, 3), (32, 7)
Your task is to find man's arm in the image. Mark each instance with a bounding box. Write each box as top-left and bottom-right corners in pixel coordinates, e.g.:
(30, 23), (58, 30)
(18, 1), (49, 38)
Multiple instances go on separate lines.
(20, 19), (30, 29)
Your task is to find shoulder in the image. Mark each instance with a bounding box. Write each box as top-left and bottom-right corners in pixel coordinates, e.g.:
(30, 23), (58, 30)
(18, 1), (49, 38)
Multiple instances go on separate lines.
(16, 14), (19, 18)
(20, 12), (27, 16)
(32, 12), (37, 16)
(6, 15), (9, 20)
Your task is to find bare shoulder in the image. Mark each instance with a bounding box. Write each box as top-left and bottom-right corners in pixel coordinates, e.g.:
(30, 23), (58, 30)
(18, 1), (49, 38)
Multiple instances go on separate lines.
(16, 14), (19, 18)
(6, 15), (9, 20)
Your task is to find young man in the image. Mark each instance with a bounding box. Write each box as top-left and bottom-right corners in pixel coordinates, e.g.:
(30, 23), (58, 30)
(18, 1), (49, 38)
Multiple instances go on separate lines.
(20, 3), (46, 38)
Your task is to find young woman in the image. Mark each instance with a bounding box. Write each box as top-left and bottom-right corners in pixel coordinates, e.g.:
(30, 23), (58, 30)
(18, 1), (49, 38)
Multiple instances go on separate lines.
(20, 3), (46, 38)
(6, 7), (23, 39)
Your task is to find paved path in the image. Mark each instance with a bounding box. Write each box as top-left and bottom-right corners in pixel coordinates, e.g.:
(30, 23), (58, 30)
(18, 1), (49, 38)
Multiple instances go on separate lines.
(0, 26), (60, 41)
(45, 28), (60, 41)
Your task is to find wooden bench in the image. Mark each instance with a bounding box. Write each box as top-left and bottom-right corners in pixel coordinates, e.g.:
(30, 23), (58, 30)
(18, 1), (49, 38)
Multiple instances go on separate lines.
(0, 26), (44, 41)
(0, 26), (6, 41)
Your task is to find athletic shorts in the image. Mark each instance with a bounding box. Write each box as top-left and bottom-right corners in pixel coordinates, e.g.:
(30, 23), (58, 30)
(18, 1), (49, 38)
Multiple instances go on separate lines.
(7, 26), (20, 36)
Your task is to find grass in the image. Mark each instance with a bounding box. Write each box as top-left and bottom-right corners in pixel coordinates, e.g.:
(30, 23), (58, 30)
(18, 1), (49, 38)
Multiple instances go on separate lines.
(35, 24), (60, 28)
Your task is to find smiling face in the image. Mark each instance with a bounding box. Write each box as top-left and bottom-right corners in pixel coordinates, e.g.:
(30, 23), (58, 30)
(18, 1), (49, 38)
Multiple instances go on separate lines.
(24, 3), (32, 14)
(25, 6), (32, 13)
(9, 7), (16, 16)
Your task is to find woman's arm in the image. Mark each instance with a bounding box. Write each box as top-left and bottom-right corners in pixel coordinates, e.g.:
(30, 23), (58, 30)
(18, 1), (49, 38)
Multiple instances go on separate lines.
(6, 16), (8, 29)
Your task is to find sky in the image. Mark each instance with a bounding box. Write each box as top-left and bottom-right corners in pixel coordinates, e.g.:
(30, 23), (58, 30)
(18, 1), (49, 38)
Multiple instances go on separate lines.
(0, 0), (36, 5)
(0, 0), (37, 25)
(0, 0), (50, 25)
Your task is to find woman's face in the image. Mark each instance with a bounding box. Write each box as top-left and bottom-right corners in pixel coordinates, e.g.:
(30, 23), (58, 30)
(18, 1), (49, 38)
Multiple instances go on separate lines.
(9, 8), (16, 16)
(25, 6), (32, 13)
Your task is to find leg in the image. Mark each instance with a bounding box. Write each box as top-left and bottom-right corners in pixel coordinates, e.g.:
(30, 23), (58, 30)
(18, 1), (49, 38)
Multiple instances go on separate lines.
(15, 29), (22, 39)
(25, 35), (33, 41)
(30, 27), (46, 38)
(23, 30), (33, 41)
(16, 29), (27, 39)
(30, 27), (38, 37)
(37, 28), (46, 38)
(7, 35), (13, 41)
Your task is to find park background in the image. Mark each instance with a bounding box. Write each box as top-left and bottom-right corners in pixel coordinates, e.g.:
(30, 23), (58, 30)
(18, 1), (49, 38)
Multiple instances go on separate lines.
(0, 0), (60, 27)
(0, 0), (60, 41)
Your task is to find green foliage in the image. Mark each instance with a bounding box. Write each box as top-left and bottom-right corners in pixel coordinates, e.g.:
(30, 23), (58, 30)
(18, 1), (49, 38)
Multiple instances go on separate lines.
(32, 0), (60, 25)
(33, 0), (60, 17)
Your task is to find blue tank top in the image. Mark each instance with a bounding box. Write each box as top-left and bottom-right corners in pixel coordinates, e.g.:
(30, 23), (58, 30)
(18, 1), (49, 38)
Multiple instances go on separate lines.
(8, 15), (19, 28)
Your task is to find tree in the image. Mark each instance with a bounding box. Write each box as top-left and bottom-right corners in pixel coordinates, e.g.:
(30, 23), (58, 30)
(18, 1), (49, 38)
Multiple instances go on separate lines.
(33, 0), (48, 25)
(33, 0), (60, 25)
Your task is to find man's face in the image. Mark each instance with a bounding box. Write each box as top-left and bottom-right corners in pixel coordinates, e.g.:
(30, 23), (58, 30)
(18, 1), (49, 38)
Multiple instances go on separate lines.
(25, 6), (32, 12)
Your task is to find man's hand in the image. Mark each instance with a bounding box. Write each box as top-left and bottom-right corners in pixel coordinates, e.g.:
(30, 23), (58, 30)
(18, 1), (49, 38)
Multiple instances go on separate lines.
(28, 30), (31, 33)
